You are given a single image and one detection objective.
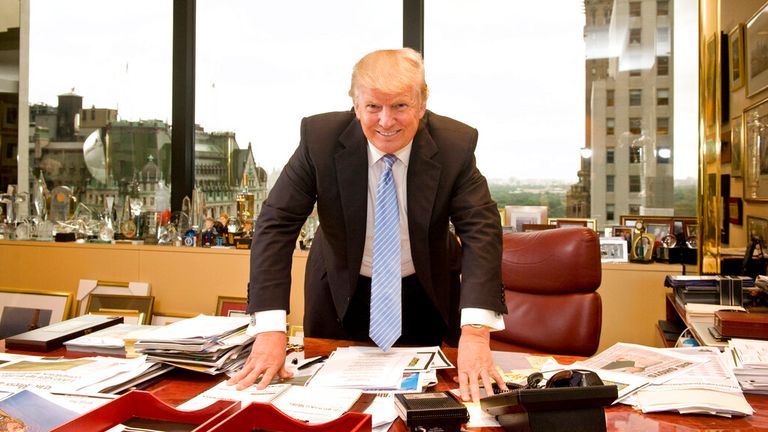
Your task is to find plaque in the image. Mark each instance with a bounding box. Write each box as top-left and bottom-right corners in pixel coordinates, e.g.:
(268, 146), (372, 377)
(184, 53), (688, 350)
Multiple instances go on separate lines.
(4, 314), (124, 352)
(121, 219), (138, 239)
(49, 186), (73, 223)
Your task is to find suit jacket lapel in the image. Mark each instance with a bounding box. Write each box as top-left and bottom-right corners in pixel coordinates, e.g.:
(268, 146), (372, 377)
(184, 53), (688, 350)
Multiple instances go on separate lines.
(335, 118), (368, 311)
(408, 117), (441, 283)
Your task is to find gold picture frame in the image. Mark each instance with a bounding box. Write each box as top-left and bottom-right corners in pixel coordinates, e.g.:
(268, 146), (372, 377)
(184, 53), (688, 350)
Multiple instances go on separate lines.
(85, 294), (154, 325)
(215, 296), (248, 317)
(547, 218), (597, 231)
(0, 287), (74, 340)
(743, 97), (768, 201)
(730, 24), (746, 91)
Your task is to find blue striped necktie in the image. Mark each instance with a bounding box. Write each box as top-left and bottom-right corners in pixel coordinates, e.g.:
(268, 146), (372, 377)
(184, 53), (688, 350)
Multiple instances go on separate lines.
(369, 154), (402, 351)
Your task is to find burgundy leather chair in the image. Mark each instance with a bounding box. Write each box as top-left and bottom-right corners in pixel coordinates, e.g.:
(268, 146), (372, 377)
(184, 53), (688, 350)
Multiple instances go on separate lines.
(490, 227), (603, 357)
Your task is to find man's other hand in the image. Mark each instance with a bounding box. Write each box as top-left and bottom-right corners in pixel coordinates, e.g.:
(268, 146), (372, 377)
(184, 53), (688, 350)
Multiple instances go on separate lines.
(455, 325), (508, 403)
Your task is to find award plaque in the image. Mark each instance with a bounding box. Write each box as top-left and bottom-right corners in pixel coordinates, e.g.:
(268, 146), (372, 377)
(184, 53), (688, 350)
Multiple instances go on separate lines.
(49, 186), (73, 223)
(121, 219), (138, 239)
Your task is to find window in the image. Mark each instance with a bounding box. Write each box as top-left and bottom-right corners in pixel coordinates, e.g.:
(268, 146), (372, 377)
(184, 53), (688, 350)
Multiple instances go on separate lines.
(629, 204), (640, 214)
(630, 89), (642, 106)
(606, 118), (615, 135)
(606, 89), (614, 107)
(657, 117), (670, 134)
(629, 28), (642, 44)
(606, 175), (615, 192)
(606, 148), (615, 164)
(629, 69), (642, 77)
(629, 175), (641, 192)
(606, 204), (615, 221)
(629, 147), (642, 164)
(657, 0), (669, 16)
(629, 117), (642, 134)
(657, 88), (669, 105)
(657, 147), (672, 164)
(657, 27), (669, 44)
(630, 1), (641, 17)
(657, 56), (669, 75)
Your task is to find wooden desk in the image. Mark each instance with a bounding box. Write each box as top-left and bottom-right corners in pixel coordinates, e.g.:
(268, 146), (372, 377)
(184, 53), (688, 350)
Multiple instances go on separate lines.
(3, 338), (768, 431)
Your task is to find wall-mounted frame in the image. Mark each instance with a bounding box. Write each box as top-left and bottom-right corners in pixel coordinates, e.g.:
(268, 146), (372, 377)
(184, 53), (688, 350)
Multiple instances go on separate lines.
(547, 218), (597, 231)
(705, 33), (717, 133)
(504, 206), (547, 232)
(747, 4), (768, 97)
(150, 311), (196, 326)
(0, 288), (73, 340)
(728, 197), (743, 225)
(731, 115), (744, 177)
(216, 296), (248, 317)
(748, 215), (768, 244)
(743, 98), (768, 201)
(730, 23), (746, 91)
(599, 238), (629, 263)
(77, 280), (150, 316)
(85, 294), (154, 325)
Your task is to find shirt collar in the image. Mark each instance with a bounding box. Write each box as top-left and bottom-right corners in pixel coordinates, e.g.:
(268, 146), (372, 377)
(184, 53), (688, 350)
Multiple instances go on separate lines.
(367, 141), (413, 168)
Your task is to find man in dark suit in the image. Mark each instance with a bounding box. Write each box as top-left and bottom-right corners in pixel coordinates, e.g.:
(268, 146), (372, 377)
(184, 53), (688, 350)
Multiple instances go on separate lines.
(228, 48), (508, 402)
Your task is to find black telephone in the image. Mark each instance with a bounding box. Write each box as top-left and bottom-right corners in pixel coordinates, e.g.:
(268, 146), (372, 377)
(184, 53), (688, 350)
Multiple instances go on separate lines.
(480, 370), (618, 432)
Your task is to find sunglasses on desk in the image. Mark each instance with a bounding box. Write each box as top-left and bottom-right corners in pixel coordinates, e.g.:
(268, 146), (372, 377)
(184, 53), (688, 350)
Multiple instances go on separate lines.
(498, 369), (604, 393)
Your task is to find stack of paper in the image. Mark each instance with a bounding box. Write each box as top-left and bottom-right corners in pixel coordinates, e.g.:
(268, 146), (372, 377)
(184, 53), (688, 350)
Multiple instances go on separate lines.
(134, 315), (253, 374)
(64, 323), (161, 356)
(572, 342), (754, 417)
(724, 338), (768, 395)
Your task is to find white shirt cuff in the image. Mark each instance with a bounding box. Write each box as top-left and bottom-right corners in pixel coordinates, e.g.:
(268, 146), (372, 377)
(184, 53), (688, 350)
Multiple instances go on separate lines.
(460, 308), (505, 331)
(246, 310), (287, 336)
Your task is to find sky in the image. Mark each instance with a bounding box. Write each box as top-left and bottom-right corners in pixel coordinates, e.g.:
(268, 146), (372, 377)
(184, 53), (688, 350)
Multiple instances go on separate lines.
(27, 0), (697, 183)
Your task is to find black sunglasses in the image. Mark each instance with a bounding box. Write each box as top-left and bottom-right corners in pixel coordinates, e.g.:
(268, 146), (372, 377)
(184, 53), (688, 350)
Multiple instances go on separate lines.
(544, 369), (604, 388)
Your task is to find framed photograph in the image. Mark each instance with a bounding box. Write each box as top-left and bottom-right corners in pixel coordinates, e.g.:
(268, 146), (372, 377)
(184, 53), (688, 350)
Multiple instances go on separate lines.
(599, 238), (629, 263)
(730, 24), (746, 91)
(85, 294), (154, 325)
(216, 296), (248, 317)
(747, 4), (768, 97)
(747, 215), (768, 244)
(684, 222), (698, 248)
(0, 288), (73, 340)
(76, 280), (150, 316)
(151, 311), (195, 326)
(547, 218), (597, 231)
(743, 98), (768, 201)
(728, 197), (743, 225)
(630, 233), (656, 262)
(646, 221), (673, 240)
(504, 206), (547, 232)
(612, 226), (633, 241)
(732, 115), (743, 177)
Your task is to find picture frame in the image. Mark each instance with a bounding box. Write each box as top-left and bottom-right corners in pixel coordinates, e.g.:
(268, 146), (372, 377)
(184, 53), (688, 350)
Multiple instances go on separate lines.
(599, 238), (629, 263)
(630, 233), (656, 262)
(747, 215), (768, 244)
(728, 197), (743, 225)
(646, 221), (674, 240)
(504, 206), (547, 232)
(150, 311), (196, 326)
(77, 279), (151, 316)
(743, 98), (768, 201)
(0, 288), (73, 340)
(684, 222), (698, 248)
(85, 294), (154, 325)
(216, 296), (248, 317)
(611, 226), (633, 241)
(732, 115), (743, 177)
(90, 309), (144, 325)
(730, 23), (746, 91)
(747, 4), (768, 97)
(547, 218), (597, 231)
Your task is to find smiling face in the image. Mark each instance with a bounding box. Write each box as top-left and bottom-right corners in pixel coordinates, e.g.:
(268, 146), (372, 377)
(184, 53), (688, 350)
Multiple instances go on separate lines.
(353, 85), (426, 154)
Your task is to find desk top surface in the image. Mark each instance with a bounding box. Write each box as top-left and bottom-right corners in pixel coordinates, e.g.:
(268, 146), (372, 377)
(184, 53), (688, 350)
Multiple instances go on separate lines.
(3, 338), (768, 431)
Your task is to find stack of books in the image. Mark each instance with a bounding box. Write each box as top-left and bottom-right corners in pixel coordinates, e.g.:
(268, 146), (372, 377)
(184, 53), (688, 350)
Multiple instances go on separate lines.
(134, 315), (254, 375)
(665, 275), (754, 307)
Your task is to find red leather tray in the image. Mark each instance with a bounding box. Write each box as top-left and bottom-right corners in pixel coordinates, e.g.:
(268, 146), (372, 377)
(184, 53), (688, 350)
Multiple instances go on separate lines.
(207, 401), (372, 432)
(51, 390), (240, 432)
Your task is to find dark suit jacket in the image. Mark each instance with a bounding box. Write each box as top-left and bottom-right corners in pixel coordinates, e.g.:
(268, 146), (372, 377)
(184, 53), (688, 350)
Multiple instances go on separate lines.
(247, 110), (506, 343)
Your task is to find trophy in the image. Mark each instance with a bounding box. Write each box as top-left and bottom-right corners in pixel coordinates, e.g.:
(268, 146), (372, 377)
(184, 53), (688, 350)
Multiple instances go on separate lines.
(49, 186), (73, 224)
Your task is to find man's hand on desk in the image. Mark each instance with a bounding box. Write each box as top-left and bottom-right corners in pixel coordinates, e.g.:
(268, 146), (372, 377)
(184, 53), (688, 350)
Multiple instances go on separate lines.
(227, 331), (293, 390)
(456, 325), (508, 403)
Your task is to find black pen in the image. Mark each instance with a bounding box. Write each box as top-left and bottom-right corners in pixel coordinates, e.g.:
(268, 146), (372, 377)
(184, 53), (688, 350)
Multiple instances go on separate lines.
(297, 355), (327, 370)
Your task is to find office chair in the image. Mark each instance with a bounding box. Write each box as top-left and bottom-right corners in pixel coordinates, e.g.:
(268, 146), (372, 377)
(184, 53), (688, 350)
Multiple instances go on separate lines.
(490, 227), (603, 357)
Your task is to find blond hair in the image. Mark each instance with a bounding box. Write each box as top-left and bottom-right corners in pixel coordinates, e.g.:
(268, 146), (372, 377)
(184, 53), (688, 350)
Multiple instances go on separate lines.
(349, 48), (429, 105)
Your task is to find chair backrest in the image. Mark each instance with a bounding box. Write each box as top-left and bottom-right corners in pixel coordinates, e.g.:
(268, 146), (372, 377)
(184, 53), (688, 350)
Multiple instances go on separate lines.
(490, 227), (603, 356)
